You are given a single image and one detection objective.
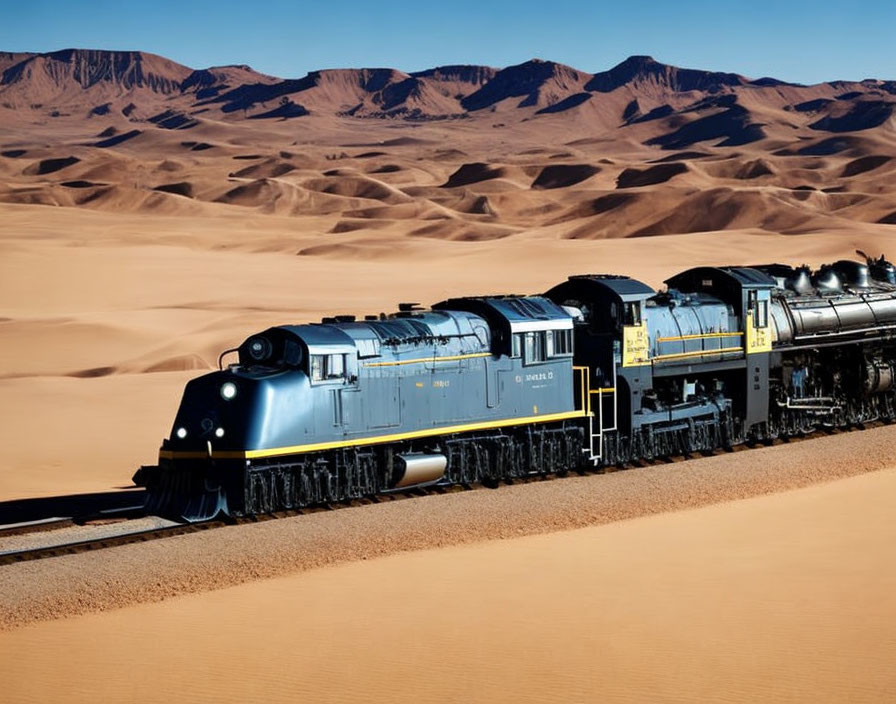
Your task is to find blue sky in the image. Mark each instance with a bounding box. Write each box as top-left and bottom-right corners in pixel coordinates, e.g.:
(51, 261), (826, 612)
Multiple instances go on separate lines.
(2, 0), (894, 84)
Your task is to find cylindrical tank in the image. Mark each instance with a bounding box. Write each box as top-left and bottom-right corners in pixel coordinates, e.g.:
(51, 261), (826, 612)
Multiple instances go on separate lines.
(864, 360), (895, 394)
(645, 293), (738, 361)
(780, 294), (896, 340)
(769, 300), (794, 344)
(393, 453), (447, 488)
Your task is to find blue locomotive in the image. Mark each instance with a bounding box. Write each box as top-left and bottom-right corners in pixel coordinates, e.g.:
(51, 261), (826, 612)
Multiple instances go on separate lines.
(139, 253), (896, 521)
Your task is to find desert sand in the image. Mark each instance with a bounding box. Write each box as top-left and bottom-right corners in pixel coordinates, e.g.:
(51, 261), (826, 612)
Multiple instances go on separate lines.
(2, 467), (894, 703)
(2, 48), (896, 702)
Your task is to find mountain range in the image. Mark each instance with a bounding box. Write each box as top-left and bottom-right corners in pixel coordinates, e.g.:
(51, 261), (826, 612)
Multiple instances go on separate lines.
(2, 48), (895, 137)
(1, 48), (895, 242)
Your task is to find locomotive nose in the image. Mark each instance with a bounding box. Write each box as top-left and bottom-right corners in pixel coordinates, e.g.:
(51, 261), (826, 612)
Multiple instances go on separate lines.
(167, 372), (254, 451)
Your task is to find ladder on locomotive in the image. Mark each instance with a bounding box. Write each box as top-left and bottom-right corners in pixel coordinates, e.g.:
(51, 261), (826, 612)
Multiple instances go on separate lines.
(574, 365), (617, 463)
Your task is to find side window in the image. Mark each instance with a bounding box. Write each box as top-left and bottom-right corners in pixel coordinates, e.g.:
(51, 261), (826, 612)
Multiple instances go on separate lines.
(328, 354), (345, 379)
(748, 291), (769, 328)
(548, 329), (573, 357)
(356, 338), (380, 358)
(564, 329), (573, 354)
(311, 355), (324, 381)
(310, 354), (346, 382)
(524, 332), (547, 364)
(512, 333), (523, 358)
(757, 300), (769, 328)
(624, 302), (642, 326)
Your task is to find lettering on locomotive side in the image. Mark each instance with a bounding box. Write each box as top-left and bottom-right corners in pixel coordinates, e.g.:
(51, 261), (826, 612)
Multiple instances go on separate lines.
(513, 371), (556, 386)
(623, 322), (650, 367)
(432, 379), (450, 388)
(746, 310), (772, 354)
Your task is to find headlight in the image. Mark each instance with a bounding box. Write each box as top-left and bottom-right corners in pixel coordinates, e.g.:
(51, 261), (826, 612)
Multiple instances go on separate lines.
(176, 427), (187, 439)
(215, 427), (225, 438)
(247, 336), (272, 362)
(220, 381), (238, 400)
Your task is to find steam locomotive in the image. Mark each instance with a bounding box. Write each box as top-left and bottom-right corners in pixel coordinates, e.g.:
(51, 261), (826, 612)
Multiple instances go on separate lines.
(137, 252), (896, 521)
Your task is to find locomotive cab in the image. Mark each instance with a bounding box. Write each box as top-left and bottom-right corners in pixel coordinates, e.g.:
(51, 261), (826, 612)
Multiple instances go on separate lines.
(163, 324), (356, 457)
(544, 274), (655, 436)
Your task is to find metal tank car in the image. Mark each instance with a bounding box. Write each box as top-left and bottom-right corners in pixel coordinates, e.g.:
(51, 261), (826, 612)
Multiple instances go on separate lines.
(137, 252), (896, 522)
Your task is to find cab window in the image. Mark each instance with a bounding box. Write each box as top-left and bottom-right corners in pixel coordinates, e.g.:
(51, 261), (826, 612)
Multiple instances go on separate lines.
(311, 354), (347, 382)
(757, 300), (769, 328)
(624, 302), (642, 326)
(748, 291), (769, 328)
(548, 329), (573, 357)
(524, 332), (547, 364)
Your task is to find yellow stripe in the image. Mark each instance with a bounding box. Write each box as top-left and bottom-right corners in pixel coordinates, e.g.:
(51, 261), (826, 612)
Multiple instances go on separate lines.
(364, 352), (491, 368)
(653, 346), (743, 362)
(656, 332), (742, 342)
(159, 410), (586, 461)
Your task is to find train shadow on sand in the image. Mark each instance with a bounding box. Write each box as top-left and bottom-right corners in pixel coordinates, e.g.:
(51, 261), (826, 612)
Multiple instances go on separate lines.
(0, 489), (145, 526)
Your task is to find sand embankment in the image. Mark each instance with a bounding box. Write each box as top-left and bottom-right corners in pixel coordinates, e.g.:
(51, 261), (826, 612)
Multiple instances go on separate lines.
(2, 460), (894, 702)
(2, 423), (896, 634)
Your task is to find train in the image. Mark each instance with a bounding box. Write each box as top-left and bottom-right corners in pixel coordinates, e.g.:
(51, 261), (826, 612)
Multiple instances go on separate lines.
(136, 251), (896, 522)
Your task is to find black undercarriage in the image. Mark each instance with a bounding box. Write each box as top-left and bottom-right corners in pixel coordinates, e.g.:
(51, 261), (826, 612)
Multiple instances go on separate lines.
(142, 423), (587, 521)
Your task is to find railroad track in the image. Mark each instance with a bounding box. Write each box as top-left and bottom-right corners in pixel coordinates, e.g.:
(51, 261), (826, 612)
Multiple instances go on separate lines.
(0, 423), (873, 567)
(0, 520), (226, 566)
(0, 517), (76, 539)
(0, 481), (477, 566)
(0, 488), (429, 565)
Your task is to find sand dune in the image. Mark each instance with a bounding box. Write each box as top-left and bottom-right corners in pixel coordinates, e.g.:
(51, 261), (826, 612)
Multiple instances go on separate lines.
(616, 161), (688, 187)
(302, 174), (413, 203)
(21, 155), (80, 175)
(410, 219), (516, 241)
(328, 217), (394, 233)
(441, 191), (496, 215)
(152, 181), (193, 197)
(229, 159), (296, 179)
(842, 154), (892, 176)
(442, 162), (510, 187)
(531, 163), (601, 189)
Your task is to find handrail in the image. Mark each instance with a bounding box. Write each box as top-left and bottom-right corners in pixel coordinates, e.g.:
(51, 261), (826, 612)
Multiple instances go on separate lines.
(217, 347), (239, 370)
(573, 366), (589, 414)
(652, 346), (743, 363)
(656, 331), (742, 343)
